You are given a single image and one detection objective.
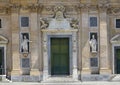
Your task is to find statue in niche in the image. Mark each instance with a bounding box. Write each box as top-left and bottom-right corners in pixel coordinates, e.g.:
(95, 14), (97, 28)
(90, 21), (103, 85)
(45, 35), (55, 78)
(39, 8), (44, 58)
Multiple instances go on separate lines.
(21, 35), (31, 53)
(89, 35), (97, 52)
(40, 18), (48, 29)
(70, 19), (79, 29)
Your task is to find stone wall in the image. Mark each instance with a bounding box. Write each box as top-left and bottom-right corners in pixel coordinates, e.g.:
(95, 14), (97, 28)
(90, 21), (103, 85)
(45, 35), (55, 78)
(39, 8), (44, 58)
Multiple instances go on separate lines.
(0, 0), (120, 81)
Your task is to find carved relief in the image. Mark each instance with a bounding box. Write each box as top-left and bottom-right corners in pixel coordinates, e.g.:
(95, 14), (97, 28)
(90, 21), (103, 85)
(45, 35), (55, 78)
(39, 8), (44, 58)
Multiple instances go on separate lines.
(40, 18), (49, 29)
(70, 18), (79, 29)
(109, 7), (120, 15)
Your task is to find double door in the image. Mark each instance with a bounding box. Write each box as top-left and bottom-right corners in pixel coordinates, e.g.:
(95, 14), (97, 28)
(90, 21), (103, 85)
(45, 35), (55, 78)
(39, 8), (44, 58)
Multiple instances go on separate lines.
(51, 38), (69, 75)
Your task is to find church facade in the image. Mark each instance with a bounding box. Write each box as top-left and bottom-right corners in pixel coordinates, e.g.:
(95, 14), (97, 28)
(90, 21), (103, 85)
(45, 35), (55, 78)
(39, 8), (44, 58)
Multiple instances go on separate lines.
(0, 0), (120, 82)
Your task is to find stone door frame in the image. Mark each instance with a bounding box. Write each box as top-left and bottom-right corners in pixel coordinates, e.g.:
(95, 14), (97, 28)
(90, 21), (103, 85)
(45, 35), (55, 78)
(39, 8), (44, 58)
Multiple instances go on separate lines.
(48, 35), (72, 76)
(42, 29), (78, 81)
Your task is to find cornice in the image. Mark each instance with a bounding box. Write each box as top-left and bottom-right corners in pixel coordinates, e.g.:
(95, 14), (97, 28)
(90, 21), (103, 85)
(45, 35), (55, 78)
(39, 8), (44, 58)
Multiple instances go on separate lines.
(0, 2), (120, 15)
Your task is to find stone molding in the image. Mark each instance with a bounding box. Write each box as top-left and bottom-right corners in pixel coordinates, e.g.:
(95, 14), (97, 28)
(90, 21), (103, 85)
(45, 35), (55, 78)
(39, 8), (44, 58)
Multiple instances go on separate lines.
(111, 34), (120, 44)
(108, 7), (120, 16)
(0, 35), (8, 44)
(1, 3), (120, 15)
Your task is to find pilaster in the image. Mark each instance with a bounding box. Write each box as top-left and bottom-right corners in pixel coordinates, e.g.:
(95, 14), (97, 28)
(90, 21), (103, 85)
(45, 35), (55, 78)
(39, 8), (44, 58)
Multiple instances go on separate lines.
(99, 6), (111, 74)
(30, 11), (40, 76)
(81, 6), (91, 74)
(11, 6), (21, 75)
(72, 32), (78, 80)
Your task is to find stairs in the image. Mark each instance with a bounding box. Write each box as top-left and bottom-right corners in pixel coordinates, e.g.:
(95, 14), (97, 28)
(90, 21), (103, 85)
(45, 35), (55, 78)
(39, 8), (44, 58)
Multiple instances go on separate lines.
(110, 74), (120, 81)
(0, 75), (11, 82)
(42, 76), (80, 83)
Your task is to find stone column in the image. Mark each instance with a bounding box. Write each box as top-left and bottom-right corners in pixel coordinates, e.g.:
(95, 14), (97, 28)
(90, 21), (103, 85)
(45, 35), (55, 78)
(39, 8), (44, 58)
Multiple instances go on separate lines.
(30, 9), (40, 76)
(42, 32), (49, 81)
(72, 32), (78, 80)
(11, 5), (21, 76)
(77, 6), (82, 75)
(81, 7), (91, 74)
(99, 7), (111, 74)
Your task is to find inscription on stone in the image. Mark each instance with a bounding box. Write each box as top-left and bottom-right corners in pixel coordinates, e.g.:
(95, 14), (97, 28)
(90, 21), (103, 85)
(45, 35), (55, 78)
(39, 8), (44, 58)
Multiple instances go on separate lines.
(90, 58), (98, 67)
(22, 58), (30, 68)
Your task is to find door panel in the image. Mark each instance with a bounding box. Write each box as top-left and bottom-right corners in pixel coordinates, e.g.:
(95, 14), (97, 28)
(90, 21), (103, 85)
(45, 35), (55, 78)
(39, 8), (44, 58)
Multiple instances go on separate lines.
(0, 47), (4, 75)
(115, 48), (120, 74)
(51, 38), (69, 75)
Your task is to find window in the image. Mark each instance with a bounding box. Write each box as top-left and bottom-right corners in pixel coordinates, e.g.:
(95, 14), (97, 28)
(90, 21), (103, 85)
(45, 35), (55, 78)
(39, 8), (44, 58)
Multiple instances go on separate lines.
(90, 17), (97, 27)
(0, 19), (2, 28)
(116, 19), (120, 28)
(21, 17), (29, 27)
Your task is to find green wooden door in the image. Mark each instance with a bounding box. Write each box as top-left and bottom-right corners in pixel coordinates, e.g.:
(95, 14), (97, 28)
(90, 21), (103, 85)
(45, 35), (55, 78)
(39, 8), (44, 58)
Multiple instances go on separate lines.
(115, 48), (120, 74)
(0, 47), (4, 75)
(51, 38), (69, 75)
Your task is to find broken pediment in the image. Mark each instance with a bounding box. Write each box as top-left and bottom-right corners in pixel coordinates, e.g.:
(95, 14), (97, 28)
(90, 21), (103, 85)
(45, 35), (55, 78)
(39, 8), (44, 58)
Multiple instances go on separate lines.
(0, 35), (8, 44)
(40, 5), (78, 29)
(110, 34), (120, 43)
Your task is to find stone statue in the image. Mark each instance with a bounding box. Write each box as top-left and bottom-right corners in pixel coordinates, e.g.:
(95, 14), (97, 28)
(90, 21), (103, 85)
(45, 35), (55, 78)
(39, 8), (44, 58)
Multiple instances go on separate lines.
(40, 18), (48, 29)
(89, 35), (97, 52)
(21, 35), (31, 53)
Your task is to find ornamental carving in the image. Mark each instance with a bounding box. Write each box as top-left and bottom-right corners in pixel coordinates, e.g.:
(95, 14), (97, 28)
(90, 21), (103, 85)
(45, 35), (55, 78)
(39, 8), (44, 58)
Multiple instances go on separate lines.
(40, 18), (49, 29)
(40, 4), (79, 29)
(70, 19), (79, 29)
(110, 7), (120, 15)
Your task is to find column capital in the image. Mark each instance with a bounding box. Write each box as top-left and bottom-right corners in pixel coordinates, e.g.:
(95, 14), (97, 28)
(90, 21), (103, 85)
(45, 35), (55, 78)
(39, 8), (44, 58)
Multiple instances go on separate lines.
(98, 3), (109, 12)
(10, 3), (21, 13)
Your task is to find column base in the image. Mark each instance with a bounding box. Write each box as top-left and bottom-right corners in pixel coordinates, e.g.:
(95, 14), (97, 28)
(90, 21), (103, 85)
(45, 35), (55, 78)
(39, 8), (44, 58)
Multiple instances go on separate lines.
(11, 69), (21, 75)
(72, 68), (78, 80)
(30, 69), (40, 76)
(81, 68), (91, 74)
(100, 68), (112, 74)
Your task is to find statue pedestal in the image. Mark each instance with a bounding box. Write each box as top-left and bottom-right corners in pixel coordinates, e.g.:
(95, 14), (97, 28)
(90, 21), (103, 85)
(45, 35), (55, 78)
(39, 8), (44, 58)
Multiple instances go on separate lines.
(11, 69), (21, 75)
(100, 68), (112, 74)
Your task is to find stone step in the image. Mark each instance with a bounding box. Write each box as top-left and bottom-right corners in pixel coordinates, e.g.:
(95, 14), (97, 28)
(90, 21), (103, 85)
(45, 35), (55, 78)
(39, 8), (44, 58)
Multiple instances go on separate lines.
(0, 75), (11, 83)
(42, 76), (80, 83)
(110, 74), (120, 81)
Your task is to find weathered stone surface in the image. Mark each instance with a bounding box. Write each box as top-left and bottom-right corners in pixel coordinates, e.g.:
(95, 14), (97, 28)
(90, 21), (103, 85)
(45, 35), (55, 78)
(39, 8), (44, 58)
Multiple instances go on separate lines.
(0, 0), (120, 82)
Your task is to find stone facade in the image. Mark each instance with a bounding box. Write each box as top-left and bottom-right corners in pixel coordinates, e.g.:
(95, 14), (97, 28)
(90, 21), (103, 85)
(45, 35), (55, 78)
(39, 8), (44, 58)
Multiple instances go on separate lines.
(0, 0), (120, 82)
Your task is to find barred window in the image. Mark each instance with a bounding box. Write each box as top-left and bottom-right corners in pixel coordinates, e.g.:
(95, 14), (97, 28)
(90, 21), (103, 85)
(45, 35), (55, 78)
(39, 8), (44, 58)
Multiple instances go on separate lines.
(116, 19), (120, 28)
(90, 17), (97, 27)
(0, 19), (2, 28)
(21, 17), (29, 27)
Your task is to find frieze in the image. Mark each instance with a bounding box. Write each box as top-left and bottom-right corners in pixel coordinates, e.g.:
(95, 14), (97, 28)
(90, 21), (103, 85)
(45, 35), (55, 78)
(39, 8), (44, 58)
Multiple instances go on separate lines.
(0, 6), (10, 14)
(10, 3), (21, 13)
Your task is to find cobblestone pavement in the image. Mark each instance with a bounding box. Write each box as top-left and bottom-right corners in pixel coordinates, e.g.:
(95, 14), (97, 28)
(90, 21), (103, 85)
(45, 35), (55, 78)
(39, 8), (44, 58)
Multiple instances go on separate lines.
(0, 81), (120, 85)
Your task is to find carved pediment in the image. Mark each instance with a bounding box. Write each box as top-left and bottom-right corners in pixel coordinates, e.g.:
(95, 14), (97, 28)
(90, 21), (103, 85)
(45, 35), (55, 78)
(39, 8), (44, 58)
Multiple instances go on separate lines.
(110, 34), (120, 43)
(0, 35), (8, 44)
(40, 4), (79, 29)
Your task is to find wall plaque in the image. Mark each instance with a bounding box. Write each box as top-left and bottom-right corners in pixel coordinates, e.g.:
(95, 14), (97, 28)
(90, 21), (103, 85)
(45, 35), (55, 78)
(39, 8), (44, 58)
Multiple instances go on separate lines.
(90, 57), (98, 67)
